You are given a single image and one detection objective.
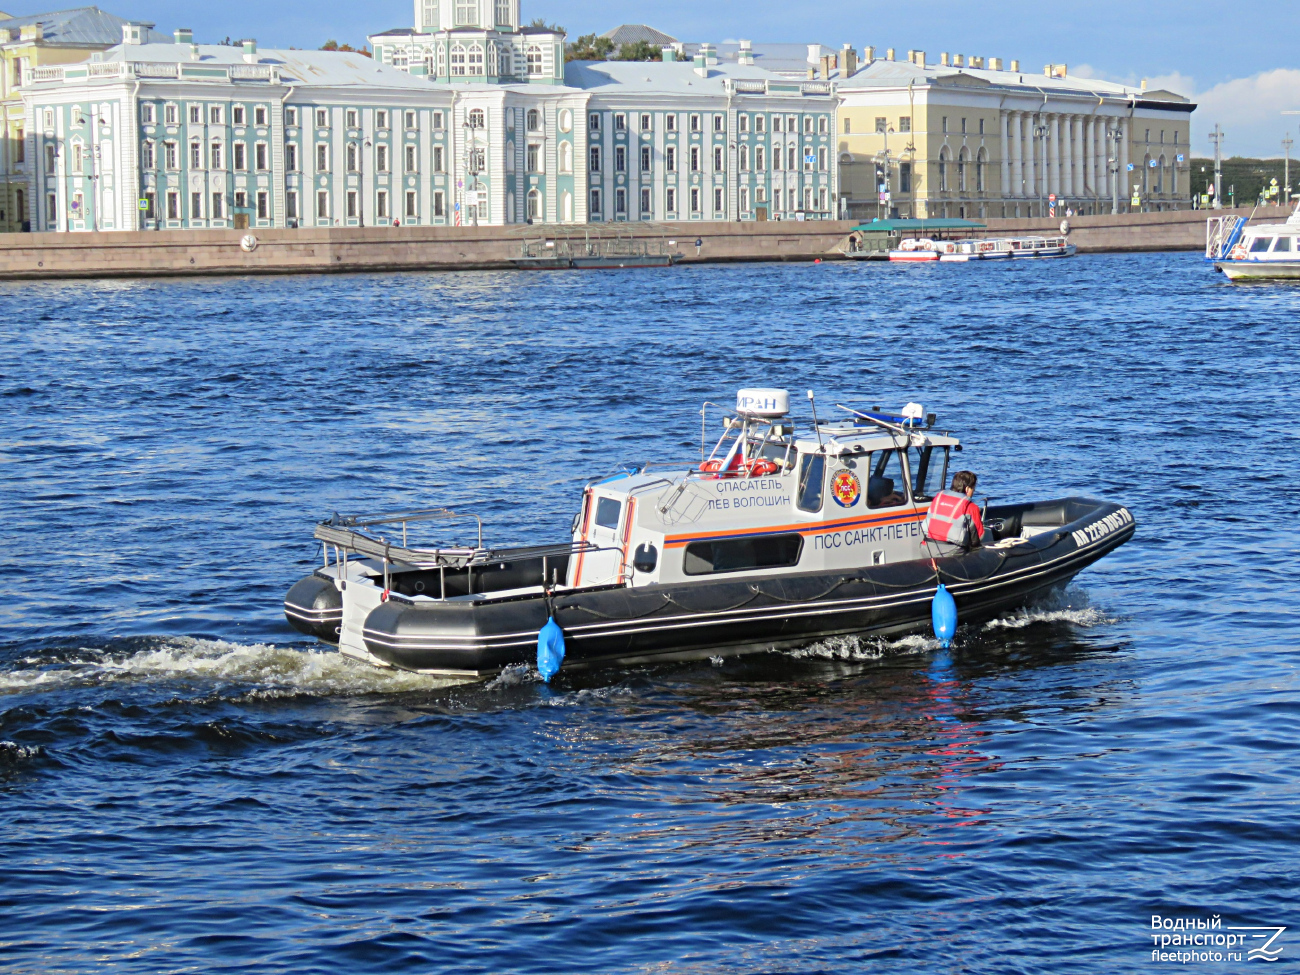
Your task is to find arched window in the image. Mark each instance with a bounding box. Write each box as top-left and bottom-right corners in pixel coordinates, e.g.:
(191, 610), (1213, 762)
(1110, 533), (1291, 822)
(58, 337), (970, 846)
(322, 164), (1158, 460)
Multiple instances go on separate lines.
(526, 187), (540, 220)
(739, 145), (749, 171)
(468, 108), (485, 129)
(526, 109), (540, 132)
(450, 44), (466, 76)
(755, 146), (765, 170)
(526, 45), (542, 76)
(957, 147), (968, 192)
(468, 45), (484, 73)
(1169, 154), (1177, 195)
(1142, 153), (1151, 196)
(1156, 154), (1166, 194)
(976, 148), (987, 193)
(938, 149), (948, 192)
(562, 190), (572, 222)
(559, 141), (572, 173)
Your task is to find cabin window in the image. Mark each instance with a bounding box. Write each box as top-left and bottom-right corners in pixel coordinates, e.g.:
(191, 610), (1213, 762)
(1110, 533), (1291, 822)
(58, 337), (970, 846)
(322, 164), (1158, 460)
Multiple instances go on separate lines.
(683, 533), (803, 576)
(594, 496), (623, 530)
(1249, 236), (1273, 253)
(867, 450), (908, 509)
(907, 445), (950, 502)
(1273, 236), (1294, 252)
(796, 453), (825, 511)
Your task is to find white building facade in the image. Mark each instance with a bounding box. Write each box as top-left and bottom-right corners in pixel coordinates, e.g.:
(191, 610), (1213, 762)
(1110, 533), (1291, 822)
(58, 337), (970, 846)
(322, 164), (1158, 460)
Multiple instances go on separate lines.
(17, 5), (835, 231)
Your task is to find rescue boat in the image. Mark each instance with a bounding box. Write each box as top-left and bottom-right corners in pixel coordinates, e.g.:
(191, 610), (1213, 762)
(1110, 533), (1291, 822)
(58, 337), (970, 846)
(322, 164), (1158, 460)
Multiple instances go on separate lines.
(284, 388), (1135, 677)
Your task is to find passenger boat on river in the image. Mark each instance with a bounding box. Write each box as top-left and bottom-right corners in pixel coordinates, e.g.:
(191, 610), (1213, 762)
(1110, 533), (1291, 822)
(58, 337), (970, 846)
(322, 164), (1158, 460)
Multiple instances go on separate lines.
(1207, 205), (1300, 281)
(284, 389), (1134, 677)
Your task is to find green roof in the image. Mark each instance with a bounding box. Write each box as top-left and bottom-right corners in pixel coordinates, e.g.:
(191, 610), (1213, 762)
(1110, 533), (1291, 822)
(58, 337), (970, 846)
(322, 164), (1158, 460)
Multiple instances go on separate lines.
(851, 218), (987, 233)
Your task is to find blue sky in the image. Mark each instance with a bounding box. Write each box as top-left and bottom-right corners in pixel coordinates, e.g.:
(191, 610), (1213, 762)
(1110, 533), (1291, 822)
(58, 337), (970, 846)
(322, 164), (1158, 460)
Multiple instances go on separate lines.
(15, 0), (1300, 156)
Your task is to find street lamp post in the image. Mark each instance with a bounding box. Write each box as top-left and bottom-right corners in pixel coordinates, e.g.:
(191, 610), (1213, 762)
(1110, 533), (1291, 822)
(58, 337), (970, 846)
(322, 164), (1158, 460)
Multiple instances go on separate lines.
(1106, 125), (1124, 215)
(1284, 134), (1293, 208)
(875, 125), (894, 220)
(1209, 123), (1224, 209)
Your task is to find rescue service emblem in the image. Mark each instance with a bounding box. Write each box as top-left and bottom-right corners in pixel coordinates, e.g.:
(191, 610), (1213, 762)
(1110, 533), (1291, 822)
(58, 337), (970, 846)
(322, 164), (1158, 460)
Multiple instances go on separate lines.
(831, 468), (861, 508)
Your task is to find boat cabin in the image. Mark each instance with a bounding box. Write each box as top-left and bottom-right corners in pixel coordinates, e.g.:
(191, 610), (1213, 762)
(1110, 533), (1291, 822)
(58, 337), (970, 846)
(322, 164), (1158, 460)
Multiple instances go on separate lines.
(568, 388), (961, 589)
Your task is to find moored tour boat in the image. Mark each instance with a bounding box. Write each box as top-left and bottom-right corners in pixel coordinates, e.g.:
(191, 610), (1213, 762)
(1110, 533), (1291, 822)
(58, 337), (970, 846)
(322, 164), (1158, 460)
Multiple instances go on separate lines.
(284, 388), (1134, 678)
(1009, 236), (1077, 258)
(888, 238), (941, 261)
(1207, 205), (1300, 281)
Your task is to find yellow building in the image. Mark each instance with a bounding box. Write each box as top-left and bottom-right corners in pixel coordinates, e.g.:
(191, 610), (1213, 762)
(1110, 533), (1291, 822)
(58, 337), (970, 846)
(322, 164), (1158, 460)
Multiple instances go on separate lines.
(0, 7), (152, 231)
(835, 49), (1194, 220)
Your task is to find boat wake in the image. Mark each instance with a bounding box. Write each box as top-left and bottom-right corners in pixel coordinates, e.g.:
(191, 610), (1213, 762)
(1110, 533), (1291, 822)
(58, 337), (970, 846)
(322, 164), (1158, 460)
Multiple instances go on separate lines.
(0, 637), (459, 699)
(982, 586), (1116, 631)
(786, 632), (939, 661)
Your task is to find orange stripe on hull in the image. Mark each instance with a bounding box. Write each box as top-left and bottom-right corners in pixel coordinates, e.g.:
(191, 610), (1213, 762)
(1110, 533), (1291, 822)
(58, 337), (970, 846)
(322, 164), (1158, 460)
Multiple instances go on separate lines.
(663, 507), (926, 548)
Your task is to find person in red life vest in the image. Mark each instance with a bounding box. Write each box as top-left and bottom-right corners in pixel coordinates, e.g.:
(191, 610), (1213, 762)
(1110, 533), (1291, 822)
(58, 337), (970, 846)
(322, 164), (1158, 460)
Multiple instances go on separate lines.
(922, 470), (986, 555)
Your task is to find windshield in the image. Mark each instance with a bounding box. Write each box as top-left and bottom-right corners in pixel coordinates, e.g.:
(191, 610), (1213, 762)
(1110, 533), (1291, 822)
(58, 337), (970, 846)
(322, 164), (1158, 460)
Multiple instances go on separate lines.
(908, 445), (949, 502)
(797, 453), (825, 511)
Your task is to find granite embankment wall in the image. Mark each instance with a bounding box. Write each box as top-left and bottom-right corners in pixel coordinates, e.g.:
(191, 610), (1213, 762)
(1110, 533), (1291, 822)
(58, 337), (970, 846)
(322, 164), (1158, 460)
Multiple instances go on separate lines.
(0, 207), (1267, 280)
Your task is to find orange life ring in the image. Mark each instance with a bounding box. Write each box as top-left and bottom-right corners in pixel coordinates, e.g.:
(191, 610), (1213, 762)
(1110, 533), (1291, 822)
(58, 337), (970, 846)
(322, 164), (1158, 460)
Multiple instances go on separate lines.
(700, 456), (779, 479)
(1230, 244), (1247, 261)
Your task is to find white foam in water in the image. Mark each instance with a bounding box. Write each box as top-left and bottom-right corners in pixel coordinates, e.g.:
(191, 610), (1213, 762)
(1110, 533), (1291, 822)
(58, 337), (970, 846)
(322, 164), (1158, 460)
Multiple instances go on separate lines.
(0, 740), (42, 761)
(0, 637), (459, 698)
(786, 632), (938, 661)
(984, 587), (1116, 631)
(484, 662), (537, 690)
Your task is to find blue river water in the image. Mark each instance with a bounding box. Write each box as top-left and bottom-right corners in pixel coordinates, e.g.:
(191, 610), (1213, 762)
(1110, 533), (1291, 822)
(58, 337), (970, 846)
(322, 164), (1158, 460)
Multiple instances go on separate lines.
(1, 253), (1298, 973)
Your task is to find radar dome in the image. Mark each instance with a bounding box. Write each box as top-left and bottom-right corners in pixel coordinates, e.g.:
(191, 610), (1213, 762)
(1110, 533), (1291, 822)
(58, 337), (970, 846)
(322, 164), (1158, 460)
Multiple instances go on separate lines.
(736, 388), (790, 418)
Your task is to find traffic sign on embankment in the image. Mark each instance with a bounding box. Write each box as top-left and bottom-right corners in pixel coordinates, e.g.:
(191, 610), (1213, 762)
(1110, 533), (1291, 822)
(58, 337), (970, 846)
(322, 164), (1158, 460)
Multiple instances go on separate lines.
(0, 207), (1260, 280)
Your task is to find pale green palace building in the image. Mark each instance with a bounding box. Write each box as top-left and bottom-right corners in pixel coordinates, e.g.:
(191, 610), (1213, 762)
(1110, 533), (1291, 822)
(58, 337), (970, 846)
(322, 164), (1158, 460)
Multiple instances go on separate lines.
(21, 0), (838, 230)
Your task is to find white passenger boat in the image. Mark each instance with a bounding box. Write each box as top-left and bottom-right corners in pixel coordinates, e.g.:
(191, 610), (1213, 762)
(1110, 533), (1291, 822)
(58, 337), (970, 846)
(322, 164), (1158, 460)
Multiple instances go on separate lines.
(937, 240), (983, 262)
(1207, 206), (1300, 281)
(975, 238), (1015, 260)
(1009, 236), (1077, 258)
(285, 388), (1135, 678)
(888, 238), (940, 262)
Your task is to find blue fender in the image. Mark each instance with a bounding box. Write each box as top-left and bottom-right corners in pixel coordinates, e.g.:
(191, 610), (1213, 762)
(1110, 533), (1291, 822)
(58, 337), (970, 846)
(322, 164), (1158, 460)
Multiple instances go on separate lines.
(932, 583), (957, 649)
(537, 617), (566, 681)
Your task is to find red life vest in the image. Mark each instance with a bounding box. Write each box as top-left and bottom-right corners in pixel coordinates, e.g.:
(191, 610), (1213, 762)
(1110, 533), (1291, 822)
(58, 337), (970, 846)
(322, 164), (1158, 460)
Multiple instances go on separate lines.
(924, 490), (977, 546)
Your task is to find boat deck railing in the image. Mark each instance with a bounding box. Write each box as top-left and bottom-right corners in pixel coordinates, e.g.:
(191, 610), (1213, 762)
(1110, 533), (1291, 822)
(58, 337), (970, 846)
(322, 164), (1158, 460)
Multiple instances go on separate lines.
(314, 507), (615, 580)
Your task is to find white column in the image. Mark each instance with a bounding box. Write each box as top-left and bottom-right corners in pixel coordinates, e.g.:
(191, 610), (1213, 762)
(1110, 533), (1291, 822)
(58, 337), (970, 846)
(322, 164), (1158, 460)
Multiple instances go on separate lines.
(1070, 116), (1083, 199)
(1082, 118), (1094, 198)
(999, 110), (1011, 198)
(1099, 117), (1111, 200)
(1025, 115), (1036, 203)
(1009, 112), (1022, 197)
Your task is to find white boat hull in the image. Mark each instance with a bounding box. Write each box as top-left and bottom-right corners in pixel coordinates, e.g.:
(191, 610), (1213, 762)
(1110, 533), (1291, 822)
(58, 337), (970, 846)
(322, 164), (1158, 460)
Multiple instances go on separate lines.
(1216, 260), (1300, 281)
